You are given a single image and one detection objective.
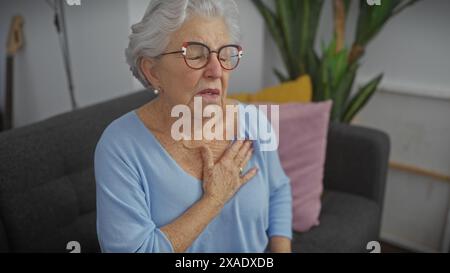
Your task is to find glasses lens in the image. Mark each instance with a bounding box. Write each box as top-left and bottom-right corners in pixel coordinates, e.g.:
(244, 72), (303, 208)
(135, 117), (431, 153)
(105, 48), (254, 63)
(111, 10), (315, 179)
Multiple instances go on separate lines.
(185, 44), (209, 69)
(219, 46), (240, 70)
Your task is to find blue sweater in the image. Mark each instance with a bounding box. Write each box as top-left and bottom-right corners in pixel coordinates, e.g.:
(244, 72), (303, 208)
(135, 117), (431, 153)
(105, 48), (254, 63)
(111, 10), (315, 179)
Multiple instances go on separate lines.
(94, 104), (292, 253)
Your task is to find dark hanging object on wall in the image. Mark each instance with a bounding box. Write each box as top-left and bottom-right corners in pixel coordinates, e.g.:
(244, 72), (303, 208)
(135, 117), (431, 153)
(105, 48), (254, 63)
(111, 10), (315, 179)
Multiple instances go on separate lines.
(1, 15), (24, 132)
(53, 0), (78, 110)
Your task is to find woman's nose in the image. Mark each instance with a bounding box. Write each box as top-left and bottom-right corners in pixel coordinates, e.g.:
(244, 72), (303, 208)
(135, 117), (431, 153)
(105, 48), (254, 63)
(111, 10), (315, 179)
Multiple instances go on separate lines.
(204, 53), (223, 79)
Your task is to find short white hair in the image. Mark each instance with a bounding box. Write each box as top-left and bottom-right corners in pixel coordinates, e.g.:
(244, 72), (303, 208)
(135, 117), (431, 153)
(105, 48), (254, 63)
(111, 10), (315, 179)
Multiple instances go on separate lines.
(125, 0), (241, 89)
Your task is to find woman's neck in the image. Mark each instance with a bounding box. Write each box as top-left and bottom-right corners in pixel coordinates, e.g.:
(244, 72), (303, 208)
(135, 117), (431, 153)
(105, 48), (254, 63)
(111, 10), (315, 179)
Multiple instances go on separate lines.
(145, 96), (238, 142)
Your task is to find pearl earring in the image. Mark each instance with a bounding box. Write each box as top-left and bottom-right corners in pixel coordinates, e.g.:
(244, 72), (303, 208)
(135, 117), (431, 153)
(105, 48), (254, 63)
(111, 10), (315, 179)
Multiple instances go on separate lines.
(154, 89), (160, 95)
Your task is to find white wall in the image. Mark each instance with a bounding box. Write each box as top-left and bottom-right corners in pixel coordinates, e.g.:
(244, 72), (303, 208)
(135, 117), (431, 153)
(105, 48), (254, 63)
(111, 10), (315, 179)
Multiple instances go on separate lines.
(0, 0), (266, 129)
(350, 0), (450, 252)
(358, 91), (450, 252)
(0, 0), (133, 128)
(1, 2), (447, 138)
(356, 0), (450, 99)
(229, 0), (266, 93)
(127, 0), (149, 91)
(347, 1), (450, 252)
(263, 0), (450, 100)
(381, 168), (450, 253)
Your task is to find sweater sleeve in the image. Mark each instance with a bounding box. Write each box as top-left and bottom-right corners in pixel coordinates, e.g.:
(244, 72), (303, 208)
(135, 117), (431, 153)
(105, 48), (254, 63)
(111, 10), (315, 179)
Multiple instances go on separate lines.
(254, 106), (292, 240)
(266, 148), (293, 240)
(94, 133), (174, 253)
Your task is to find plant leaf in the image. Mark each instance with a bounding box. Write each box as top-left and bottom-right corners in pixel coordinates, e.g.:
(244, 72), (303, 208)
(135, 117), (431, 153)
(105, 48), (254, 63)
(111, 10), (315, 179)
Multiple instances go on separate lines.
(343, 0), (352, 16)
(253, 0), (324, 81)
(331, 63), (358, 121)
(304, 0), (324, 74)
(275, 0), (297, 78)
(343, 74), (383, 123)
(252, 0), (291, 77)
(273, 68), (289, 83)
(332, 48), (349, 89)
(355, 0), (398, 46)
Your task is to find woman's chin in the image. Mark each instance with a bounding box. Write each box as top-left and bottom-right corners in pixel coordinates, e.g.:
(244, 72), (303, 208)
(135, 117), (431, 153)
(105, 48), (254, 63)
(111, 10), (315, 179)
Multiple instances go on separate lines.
(197, 94), (221, 105)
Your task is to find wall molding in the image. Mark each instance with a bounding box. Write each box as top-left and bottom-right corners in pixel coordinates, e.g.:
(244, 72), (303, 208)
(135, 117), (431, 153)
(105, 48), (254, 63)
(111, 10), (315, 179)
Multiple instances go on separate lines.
(380, 232), (439, 253)
(380, 86), (450, 101)
(356, 78), (450, 101)
(390, 161), (450, 183)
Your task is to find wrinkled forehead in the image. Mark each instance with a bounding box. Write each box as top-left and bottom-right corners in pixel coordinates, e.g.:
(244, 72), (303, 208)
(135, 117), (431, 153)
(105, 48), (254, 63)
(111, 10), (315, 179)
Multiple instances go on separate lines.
(168, 15), (231, 50)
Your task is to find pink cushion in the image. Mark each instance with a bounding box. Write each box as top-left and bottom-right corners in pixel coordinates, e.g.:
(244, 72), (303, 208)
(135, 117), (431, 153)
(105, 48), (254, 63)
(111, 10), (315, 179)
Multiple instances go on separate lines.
(248, 100), (332, 232)
(254, 101), (332, 232)
(277, 101), (332, 232)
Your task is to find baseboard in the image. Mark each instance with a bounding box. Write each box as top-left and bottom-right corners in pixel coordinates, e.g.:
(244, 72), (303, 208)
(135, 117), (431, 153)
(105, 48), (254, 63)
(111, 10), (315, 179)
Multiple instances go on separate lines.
(380, 232), (440, 253)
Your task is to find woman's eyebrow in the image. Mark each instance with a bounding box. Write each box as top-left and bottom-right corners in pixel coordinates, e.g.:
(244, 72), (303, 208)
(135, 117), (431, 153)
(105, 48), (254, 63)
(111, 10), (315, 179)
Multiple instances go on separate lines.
(187, 38), (208, 44)
(186, 40), (234, 50)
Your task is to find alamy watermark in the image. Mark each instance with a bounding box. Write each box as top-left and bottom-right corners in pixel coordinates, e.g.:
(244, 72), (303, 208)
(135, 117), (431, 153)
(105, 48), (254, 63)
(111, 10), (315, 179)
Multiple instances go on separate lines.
(366, 0), (381, 6)
(66, 240), (380, 253)
(65, 0), (81, 6)
(366, 241), (381, 253)
(170, 98), (279, 152)
(66, 241), (81, 253)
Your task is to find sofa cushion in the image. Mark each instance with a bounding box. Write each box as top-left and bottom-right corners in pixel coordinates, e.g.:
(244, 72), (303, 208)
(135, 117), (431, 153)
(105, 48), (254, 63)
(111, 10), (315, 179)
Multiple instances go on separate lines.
(0, 91), (156, 252)
(228, 75), (312, 104)
(278, 101), (332, 233)
(292, 190), (381, 253)
(0, 219), (8, 252)
(249, 101), (332, 233)
(0, 168), (99, 252)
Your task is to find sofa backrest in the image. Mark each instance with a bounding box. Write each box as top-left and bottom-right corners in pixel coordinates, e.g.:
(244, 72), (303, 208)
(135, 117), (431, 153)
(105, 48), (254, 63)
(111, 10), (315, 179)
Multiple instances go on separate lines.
(0, 90), (155, 252)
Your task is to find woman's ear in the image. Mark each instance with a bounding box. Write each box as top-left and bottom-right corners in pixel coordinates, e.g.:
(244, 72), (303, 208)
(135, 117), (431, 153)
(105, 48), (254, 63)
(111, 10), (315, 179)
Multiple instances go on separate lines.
(140, 57), (161, 88)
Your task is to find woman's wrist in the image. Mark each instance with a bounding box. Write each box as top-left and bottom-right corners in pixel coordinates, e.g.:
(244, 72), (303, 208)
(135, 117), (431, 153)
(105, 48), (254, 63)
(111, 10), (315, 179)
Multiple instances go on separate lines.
(201, 194), (224, 213)
(269, 236), (292, 253)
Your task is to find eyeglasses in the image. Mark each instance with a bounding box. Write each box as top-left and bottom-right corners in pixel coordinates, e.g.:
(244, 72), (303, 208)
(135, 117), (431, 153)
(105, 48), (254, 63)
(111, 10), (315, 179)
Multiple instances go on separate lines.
(160, 42), (243, 70)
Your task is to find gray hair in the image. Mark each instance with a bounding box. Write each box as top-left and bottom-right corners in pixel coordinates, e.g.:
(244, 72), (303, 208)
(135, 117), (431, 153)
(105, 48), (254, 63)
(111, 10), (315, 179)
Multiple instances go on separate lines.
(125, 0), (241, 89)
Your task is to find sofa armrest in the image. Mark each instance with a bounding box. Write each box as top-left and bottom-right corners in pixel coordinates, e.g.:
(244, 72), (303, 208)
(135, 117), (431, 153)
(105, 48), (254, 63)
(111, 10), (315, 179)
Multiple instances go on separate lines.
(323, 122), (390, 206)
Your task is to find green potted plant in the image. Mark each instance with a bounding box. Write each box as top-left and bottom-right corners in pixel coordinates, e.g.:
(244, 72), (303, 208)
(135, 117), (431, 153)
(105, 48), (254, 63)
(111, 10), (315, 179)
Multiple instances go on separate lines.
(252, 0), (421, 122)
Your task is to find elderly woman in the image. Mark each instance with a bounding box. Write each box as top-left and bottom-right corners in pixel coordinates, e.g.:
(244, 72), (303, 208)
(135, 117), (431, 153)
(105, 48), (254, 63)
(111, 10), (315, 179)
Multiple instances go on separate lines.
(95, 0), (292, 253)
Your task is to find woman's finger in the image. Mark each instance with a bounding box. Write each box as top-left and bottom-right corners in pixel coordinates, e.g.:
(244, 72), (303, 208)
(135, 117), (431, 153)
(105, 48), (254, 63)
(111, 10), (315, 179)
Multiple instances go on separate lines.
(240, 167), (258, 185)
(239, 147), (253, 169)
(234, 140), (252, 164)
(221, 140), (245, 162)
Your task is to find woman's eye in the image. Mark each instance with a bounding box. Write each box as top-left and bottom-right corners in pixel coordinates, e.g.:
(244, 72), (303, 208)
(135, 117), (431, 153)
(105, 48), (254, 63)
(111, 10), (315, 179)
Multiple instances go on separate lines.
(188, 55), (205, 60)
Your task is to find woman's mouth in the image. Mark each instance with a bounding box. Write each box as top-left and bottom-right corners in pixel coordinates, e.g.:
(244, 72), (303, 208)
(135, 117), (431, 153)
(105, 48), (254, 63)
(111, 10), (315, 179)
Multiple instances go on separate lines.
(195, 89), (221, 103)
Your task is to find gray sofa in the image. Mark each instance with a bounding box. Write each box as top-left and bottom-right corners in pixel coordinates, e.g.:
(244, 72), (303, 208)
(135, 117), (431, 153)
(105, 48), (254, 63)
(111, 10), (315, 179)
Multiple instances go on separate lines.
(0, 90), (390, 253)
